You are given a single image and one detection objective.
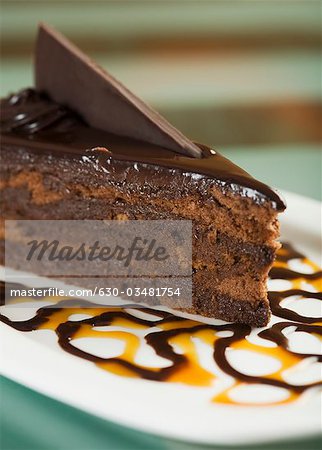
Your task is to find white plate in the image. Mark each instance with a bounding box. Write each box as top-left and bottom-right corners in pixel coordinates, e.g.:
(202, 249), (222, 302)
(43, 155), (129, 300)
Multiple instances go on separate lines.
(1, 190), (321, 445)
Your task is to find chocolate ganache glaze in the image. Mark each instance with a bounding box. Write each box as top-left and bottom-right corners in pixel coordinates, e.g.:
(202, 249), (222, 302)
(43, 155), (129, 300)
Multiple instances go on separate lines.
(1, 89), (285, 210)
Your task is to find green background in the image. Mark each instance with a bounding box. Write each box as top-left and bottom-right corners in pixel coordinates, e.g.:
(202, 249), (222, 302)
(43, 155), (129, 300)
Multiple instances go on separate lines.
(0, 1), (321, 449)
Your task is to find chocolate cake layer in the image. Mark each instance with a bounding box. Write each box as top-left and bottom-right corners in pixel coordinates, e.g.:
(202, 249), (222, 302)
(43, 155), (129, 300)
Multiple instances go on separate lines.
(0, 89), (285, 326)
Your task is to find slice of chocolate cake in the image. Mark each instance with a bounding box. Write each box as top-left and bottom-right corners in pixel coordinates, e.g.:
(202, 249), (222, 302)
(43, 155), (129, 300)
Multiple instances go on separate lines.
(0, 24), (285, 326)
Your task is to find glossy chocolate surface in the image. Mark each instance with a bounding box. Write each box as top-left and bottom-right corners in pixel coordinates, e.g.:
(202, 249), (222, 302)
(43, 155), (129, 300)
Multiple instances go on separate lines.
(1, 89), (285, 210)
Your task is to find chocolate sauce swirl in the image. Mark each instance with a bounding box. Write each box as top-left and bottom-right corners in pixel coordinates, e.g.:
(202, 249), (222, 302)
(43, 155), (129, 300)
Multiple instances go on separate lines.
(0, 242), (321, 405)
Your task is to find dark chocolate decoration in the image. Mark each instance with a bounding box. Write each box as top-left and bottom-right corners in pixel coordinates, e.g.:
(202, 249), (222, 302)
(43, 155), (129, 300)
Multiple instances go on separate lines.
(0, 89), (286, 210)
(35, 23), (202, 159)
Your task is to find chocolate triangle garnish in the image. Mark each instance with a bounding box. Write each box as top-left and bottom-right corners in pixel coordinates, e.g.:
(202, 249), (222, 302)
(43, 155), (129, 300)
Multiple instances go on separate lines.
(35, 23), (202, 158)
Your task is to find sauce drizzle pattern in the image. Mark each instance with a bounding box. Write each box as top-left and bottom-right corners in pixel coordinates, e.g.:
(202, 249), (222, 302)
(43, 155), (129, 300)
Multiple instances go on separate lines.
(1, 242), (321, 406)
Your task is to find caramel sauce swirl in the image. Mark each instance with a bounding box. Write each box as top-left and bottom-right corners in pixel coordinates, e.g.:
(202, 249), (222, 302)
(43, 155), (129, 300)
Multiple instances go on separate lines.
(1, 242), (321, 406)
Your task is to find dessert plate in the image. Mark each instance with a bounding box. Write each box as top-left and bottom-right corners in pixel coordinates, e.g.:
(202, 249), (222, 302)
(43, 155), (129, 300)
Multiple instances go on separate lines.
(1, 190), (321, 446)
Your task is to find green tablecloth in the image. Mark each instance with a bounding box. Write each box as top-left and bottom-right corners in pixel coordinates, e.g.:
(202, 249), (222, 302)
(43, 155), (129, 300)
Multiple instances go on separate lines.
(1, 376), (321, 450)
